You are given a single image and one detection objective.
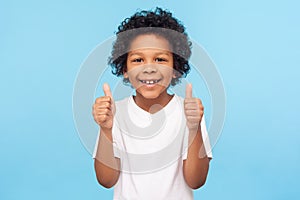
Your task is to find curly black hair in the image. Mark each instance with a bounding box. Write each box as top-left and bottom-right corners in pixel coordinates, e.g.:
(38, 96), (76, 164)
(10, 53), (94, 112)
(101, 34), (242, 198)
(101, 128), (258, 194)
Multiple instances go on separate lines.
(109, 7), (192, 86)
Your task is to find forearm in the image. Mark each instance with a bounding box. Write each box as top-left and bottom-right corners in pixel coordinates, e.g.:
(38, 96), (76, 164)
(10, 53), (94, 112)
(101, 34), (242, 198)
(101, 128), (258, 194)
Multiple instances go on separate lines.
(94, 128), (120, 188)
(183, 128), (210, 189)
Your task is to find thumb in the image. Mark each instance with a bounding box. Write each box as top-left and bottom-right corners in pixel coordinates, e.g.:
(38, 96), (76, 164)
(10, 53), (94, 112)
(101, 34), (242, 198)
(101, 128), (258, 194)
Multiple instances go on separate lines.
(103, 83), (113, 98)
(185, 83), (193, 99)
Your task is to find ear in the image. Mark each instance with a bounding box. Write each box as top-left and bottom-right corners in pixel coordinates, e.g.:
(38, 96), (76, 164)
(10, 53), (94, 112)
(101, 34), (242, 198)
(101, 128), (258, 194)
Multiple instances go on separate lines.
(123, 67), (128, 78)
(172, 70), (177, 78)
(124, 72), (128, 78)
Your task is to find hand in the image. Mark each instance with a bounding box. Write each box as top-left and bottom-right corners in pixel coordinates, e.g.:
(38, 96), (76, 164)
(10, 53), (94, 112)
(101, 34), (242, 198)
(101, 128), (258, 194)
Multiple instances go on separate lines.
(92, 83), (115, 131)
(184, 84), (204, 131)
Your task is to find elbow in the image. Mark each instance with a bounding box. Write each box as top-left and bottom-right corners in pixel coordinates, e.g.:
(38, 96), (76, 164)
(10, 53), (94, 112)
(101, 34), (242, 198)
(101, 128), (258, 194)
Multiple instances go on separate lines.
(95, 170), (118, 189)
(96, 177), (115, 189)
(183, 164), (209, 190)
(94, 161), (119, 189)
(186, 177), (207, 190)
(183, 159), (210, 190)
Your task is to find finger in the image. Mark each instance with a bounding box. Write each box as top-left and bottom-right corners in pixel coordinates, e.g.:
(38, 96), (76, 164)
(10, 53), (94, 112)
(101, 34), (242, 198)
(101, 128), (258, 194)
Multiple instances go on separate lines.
(103, 83), (113, 98)
(186, 116), (202, 122)
(185, 110), (199, 116)
(185, 102), (203, 110)
(184, 101), (198, 109)
(95, 97), (111, 104)
(95, 108), (110, 115)
(184, 98), (201, 103)
(94, 102), (111, 109)
(96, 115), (109, 123)
(185, 83), (193, 99)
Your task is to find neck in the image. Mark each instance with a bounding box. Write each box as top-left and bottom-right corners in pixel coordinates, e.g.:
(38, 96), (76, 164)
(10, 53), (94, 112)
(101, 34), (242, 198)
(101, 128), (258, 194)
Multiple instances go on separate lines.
(133, 91), (173, 113)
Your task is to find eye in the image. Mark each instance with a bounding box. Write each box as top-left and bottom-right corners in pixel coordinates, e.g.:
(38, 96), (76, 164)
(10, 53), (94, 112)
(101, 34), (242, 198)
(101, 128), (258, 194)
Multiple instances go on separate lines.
(132, 58), (143, 63)
(155, 57), (167, 62)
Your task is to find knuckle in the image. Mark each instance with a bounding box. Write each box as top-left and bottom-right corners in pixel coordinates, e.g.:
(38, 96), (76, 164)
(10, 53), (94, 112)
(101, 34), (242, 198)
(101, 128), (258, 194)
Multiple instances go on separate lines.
(104, 108), (109, 114)
(105, 102), (111, 108)
(99, 115), (106, 122)
(95, 97), (102, 104)
(95, 96), (110, 104)
(104, 96), (111, 102)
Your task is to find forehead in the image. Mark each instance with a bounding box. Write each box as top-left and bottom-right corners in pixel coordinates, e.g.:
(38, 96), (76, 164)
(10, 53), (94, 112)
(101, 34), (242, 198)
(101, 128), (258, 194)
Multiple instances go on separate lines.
(129, 34), (172, 52)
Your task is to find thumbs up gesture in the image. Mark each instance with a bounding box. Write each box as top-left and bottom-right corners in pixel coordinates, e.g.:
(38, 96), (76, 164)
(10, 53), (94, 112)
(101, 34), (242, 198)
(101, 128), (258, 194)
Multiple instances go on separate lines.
(92, 83), (115, 130)
(184, 84), (204, 131)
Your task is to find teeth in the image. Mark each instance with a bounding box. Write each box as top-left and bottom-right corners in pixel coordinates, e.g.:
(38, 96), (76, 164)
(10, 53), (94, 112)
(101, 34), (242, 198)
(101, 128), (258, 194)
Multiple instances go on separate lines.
(141, 80), (159, 84)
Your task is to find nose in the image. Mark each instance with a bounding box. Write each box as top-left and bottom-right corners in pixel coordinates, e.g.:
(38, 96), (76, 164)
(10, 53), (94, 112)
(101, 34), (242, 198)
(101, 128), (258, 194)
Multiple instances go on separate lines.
(142, 64), (157, 74)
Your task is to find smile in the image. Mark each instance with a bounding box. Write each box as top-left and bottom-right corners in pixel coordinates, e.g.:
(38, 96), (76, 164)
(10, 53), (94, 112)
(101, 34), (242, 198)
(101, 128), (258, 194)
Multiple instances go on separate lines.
(139, 79), (161, 85)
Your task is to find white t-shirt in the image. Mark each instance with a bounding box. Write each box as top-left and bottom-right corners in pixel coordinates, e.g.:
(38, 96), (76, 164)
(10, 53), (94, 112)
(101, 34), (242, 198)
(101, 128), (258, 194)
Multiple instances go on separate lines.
(93, 94), (212, 200)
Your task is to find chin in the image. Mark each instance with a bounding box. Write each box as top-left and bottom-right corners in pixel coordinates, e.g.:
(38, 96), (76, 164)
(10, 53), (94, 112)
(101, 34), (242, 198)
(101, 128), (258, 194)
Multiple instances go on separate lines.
(141, 93), (161, 99)
(137, 90), (162, 100)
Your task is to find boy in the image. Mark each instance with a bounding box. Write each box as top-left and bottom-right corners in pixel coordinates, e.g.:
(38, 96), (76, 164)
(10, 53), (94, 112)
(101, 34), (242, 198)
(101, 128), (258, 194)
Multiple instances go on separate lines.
(92, 7), (212, 200)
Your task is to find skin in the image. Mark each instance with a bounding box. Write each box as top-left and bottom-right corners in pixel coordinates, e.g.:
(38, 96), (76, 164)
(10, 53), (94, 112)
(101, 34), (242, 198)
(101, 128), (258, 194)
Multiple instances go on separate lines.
(93, 34), (210, 189)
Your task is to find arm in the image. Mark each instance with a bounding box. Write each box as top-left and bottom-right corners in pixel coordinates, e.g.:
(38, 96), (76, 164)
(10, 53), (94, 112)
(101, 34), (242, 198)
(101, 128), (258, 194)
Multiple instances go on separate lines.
(183, 84), (211, 189)
(183, 128), (210, 189)
(94, 128), (120, 188)
(93, 83), (120, 188)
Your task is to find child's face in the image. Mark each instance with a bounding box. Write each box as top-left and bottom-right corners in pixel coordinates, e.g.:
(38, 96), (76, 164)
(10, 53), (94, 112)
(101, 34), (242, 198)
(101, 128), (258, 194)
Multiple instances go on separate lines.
(124, 34), (175, 99)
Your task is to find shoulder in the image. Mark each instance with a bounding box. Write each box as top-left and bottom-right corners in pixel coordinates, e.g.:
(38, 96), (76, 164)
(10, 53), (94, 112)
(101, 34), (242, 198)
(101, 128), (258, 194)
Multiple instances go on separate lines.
(174, 94), (184, 101)
(173, 94), (185, 106)
(115, 96), (131, 107)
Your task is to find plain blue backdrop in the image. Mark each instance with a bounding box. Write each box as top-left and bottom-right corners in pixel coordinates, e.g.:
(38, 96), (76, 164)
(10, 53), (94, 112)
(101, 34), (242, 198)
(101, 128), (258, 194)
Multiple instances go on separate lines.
(1, 0), (299, 199)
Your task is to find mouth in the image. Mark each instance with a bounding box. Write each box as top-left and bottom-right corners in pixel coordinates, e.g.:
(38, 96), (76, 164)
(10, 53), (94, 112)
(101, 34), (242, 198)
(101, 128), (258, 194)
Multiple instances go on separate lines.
(139, 79), (161, 85)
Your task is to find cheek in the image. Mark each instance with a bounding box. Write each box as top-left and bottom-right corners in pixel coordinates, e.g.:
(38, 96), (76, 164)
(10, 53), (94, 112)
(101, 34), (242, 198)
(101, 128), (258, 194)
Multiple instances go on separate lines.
(161, 68), (174, 79)
(125, 70), (139, 83)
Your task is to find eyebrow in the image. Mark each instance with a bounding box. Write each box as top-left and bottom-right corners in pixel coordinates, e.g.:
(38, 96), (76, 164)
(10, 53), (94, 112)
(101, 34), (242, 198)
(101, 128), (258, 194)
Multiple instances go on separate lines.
(128, 51), (172, 57)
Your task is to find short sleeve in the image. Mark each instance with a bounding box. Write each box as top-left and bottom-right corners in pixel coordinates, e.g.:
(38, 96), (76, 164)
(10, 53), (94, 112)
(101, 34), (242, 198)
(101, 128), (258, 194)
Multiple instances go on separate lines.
(182, 116), (213, 160)
(92, 130), (100, 159)
(200, 117), (213, 159)
(92, 123), (122, 159)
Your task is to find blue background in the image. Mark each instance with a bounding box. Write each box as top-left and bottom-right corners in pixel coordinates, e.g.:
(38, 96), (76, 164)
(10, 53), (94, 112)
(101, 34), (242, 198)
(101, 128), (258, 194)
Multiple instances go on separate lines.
(1, 0), (299, 199)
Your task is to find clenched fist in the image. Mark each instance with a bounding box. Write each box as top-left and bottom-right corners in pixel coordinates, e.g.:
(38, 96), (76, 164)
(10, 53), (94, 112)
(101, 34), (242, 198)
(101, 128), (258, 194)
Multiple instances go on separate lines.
(92, 83), (115, 131)
(184, 84), (204, 131)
